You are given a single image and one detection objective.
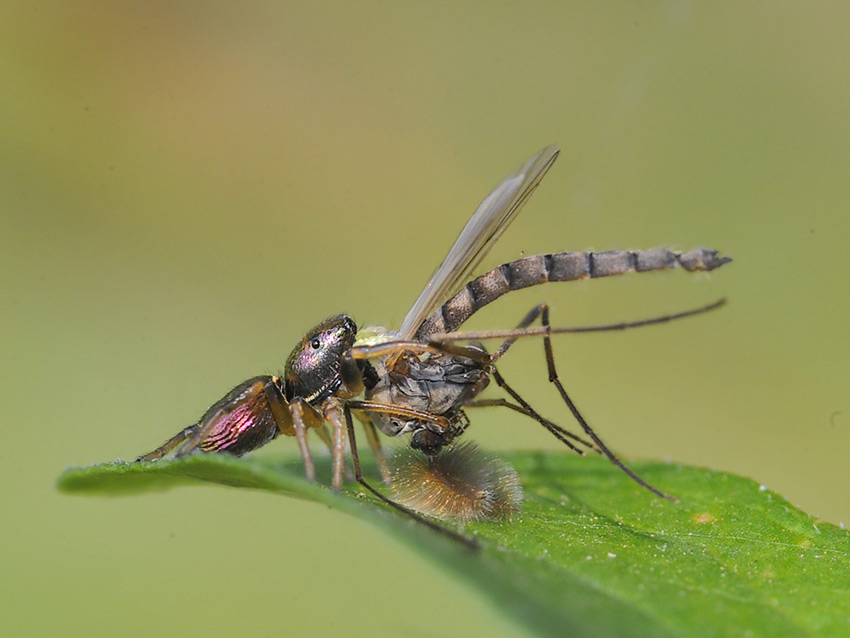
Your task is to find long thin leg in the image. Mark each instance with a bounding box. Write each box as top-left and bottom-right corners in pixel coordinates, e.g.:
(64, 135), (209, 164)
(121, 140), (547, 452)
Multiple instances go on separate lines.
(322, 399), (348, 491)
(489, 369), (586, 455)
(349, 339), (491, 364)
(345, 400), (450, 429)
(315, 424), (354, 483)
(290, 398), (317, 483)
(466, 397), (599, 453)
(355, 412), (392, 484)
(352, 301), (725, 401)
(537, 304), (677, 502)
(340, 403), (479, 551)
(465, 303), (596, 455)
(491, 303), (546, 362)
(428, 298), (727, 345)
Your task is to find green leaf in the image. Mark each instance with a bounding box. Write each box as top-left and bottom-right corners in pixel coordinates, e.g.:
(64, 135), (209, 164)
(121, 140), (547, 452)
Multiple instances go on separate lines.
(58, 453), (850, 637)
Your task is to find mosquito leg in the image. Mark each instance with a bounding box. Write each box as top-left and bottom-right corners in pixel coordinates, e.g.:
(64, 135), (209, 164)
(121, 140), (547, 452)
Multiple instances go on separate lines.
(349, 340), (491, 364)
(341, 403), (480, 551)
(491, 303), (545, 362)
(489, 369), (586, 455)
(426, 303), (596, 455)
(536, 305), (678, 502)
(345, 400), (450, 429)
(465, 398), (599, 452)
(135, 425), (198, 462)
(465, 398), (517, 408)
(355, 412), (392, 484)
(427, 298), (727, 345)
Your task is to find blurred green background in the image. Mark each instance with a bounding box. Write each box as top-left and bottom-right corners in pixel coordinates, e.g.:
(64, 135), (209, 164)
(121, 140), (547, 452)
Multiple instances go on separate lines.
(3, 2), (849, 637)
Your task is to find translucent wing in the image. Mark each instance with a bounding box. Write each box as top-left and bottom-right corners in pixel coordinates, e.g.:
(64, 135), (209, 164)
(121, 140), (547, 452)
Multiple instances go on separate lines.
(398, 145), (560, 339)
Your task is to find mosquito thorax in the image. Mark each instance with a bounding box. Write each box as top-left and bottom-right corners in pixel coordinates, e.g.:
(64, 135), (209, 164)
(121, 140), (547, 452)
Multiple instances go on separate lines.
(284, 314), (358, 403)
(353, 325), (397, 348)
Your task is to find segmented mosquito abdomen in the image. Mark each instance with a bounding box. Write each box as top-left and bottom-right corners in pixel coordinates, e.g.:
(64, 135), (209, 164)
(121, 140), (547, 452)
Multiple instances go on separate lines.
(417, 248), (731, 337)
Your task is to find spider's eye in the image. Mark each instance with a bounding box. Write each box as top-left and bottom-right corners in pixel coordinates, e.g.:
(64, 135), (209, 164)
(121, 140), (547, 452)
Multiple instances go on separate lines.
(310, 338), (321, 350)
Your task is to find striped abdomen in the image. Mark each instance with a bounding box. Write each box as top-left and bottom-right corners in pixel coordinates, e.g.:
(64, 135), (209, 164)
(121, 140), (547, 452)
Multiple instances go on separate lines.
(416, 248), (731, 337)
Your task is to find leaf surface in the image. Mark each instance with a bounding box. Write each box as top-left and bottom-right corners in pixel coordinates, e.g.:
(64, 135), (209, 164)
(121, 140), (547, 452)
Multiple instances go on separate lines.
(58, 453), (850, 637)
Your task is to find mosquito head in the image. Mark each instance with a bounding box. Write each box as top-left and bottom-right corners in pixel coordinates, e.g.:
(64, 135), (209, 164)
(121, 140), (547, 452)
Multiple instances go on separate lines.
(410, 427), (447, 456)
(409, 412), (468, 457)
(284, 314), (358, 403)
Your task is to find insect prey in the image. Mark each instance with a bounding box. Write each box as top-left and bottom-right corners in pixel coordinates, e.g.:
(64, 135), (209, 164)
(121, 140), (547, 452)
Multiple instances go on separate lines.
(132, 145), (731, 548)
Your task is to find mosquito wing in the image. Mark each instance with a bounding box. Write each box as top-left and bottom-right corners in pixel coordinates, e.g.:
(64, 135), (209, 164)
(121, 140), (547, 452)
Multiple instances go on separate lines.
(397, 145), (560, 339)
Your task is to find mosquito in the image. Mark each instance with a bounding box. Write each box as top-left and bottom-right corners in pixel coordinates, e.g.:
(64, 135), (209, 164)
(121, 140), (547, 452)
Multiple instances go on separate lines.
(135, 145), (730, 548)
